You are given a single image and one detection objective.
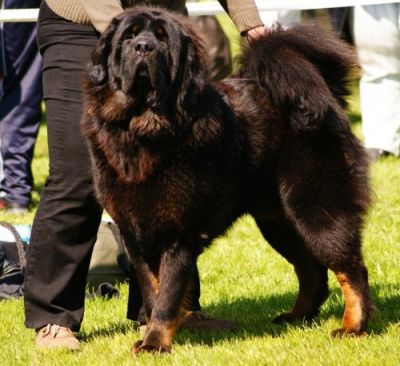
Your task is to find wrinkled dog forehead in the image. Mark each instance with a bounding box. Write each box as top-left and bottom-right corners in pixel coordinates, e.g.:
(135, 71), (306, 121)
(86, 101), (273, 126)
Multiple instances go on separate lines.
(112, 8), (182, 43)
(87, 5), (208, 106)
(107, 7), (190, 73)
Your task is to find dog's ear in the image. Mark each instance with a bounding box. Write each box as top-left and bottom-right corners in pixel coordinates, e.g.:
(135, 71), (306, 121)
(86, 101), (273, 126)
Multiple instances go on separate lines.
(175, 27), (208, 115)
(88, 17), (122, 85)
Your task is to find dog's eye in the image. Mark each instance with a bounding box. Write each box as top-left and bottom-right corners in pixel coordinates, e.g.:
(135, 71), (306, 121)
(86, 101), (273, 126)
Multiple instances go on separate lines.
(119, 34), (133, 46)
(155, 27), (166, 39)
(132, 24), (141, 35)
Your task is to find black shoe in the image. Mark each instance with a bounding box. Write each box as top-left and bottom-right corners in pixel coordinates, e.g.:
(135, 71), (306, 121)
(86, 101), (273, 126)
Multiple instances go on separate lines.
(0, 198), (29, 214)
(366, 148), (392, 162)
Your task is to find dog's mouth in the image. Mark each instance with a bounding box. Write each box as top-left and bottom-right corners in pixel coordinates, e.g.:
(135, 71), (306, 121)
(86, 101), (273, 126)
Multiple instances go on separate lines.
(135, 64), (152, 85)
(118, 50), (171, 108)
(119, 60), (156, 103)
(134, 63), (158, 105)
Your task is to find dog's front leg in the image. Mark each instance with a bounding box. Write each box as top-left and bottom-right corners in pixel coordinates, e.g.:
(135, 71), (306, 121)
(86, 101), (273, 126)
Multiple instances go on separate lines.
(132, 243), (196, 354)
(132, 256), (160, 322)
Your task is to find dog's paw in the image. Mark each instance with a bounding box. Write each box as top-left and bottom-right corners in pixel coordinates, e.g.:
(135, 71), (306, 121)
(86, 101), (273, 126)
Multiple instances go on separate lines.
(272, 312), (299, 324)
(131, 340), (171, 355)
(131, 340), (144, 354)
(331, 328), (366, 338)
(273, 311), (316, 324)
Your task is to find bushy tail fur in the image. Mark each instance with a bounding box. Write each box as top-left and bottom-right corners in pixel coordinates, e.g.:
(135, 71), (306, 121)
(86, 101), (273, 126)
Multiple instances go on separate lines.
(237, 23), (358, 131)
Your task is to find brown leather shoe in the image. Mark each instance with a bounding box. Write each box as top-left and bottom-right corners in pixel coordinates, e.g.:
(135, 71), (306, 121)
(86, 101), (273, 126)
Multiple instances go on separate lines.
(35, 324), (80, 351)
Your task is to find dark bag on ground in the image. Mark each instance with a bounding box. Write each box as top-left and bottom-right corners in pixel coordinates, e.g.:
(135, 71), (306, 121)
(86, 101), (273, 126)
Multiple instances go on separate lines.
(0, 220), (129, 299)
(0, 221), (27, 299)
(87, 221), (130, 290)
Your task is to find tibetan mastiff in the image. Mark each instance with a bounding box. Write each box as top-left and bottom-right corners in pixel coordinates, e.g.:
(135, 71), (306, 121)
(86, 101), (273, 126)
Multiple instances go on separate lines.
(81, 7), (374, 354)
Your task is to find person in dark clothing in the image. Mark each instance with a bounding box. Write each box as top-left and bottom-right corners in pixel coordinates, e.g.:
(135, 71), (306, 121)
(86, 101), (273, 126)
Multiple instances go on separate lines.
(0, 0), (43, 214)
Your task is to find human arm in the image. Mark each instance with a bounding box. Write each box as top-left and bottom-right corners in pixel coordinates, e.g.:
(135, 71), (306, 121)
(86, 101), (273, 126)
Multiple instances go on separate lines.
(79, 0), (124, 33)
(218, 0), (267, 41)
(79, 0), (267, 39)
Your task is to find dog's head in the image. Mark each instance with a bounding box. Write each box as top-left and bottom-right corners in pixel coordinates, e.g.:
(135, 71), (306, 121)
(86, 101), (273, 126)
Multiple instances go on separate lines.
(88, 7), (207, 112)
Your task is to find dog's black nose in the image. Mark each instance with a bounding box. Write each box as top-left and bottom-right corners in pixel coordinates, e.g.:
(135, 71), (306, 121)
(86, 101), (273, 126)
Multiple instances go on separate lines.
(134, 39), (154, 55)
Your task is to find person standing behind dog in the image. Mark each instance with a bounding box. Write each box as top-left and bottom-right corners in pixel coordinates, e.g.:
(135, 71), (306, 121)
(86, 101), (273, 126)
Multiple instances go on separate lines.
(195, 14), (232, 81)
(0, 0), (43, 214)
(352, 3), (400, 160)
(189, 0), (233, 81)
(23, 0), (267, 351)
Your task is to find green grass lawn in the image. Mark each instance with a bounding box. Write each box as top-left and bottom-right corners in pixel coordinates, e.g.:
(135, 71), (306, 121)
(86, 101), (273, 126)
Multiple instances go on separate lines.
(1, 155), (400, 365)
(1, 18), (400, 366)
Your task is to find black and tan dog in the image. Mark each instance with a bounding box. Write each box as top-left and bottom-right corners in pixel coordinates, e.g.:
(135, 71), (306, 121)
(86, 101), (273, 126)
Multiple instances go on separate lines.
(81, 7), (374, 354)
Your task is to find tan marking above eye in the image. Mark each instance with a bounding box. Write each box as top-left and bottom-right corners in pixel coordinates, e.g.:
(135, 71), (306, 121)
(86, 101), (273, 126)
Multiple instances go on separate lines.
(132, 25), (140, 35)
(156, 27), (165, 37)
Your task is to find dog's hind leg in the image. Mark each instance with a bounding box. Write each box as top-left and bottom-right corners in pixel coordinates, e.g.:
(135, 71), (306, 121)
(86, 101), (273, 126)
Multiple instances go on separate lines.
(255, 216), (329, 323)
(311, 238), (373, 336)
(329, 244), (374, 336)
(131, 243), (197, 354)
(280, 203), (374, 336)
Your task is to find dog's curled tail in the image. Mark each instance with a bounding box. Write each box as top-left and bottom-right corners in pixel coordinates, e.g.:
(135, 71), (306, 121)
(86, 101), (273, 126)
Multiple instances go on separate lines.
(238, 23), (358, 131)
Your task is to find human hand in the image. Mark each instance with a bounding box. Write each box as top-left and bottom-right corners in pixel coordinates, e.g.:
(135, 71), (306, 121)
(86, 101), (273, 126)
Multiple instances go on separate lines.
(247, 25), (269, 43)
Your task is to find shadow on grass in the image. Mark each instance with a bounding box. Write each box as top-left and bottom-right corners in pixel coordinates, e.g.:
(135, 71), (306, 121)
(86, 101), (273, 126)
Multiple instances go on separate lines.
(183, 282), (399, 344)
(174, 294), (331, 347)
(79, 321), (137, 342)
(78, 283), (400, 346)
(174, 284), (400, 347)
